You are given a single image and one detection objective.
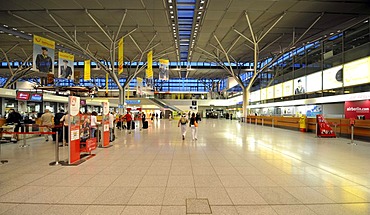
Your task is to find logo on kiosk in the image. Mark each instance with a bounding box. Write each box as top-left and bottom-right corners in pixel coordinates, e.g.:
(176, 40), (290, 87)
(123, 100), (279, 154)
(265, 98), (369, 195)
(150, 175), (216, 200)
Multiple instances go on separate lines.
(69, 96), (80, 116)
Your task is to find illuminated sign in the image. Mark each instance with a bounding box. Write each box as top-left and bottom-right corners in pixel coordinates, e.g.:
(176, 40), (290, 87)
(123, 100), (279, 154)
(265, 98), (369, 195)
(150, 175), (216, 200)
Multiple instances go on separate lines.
(306, 72), (322, 93)
(293, 77), (306, 95)
(283, 80), (293, 97)
(343, 57), (370, 87)
(274, 83), (283, 98)
(323, 65), (343, 90)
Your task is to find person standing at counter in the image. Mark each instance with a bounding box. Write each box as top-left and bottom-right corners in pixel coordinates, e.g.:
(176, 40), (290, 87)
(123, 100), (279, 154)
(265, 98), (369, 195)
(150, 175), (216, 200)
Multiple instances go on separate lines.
(6, 109), (23, 142)
(40, 109), (54, 142)
(91, 111), (100, 138)
(60, 112), (69, 145)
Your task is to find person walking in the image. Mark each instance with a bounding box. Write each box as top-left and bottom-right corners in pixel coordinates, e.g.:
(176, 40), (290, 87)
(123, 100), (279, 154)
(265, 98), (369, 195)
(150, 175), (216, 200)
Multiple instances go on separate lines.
(189, 112), (198, 141)
(125, 111), (132, 134)
(6, 109), (23, 142)
(40, 109), (54, 142)
(178, 114), (188, 140)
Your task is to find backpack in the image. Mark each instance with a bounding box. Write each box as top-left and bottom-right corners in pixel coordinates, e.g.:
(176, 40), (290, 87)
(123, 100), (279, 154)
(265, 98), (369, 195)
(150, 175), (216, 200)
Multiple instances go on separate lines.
(180, 117), (187, 124)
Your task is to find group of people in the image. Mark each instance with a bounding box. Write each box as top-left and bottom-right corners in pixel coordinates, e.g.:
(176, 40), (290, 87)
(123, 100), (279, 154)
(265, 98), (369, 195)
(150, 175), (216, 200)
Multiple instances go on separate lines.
(178, 112), (201, 141)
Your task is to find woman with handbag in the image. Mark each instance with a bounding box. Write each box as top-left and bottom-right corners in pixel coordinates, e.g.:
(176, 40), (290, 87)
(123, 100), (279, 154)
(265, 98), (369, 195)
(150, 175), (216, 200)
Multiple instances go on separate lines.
(189, 113), (198, 141)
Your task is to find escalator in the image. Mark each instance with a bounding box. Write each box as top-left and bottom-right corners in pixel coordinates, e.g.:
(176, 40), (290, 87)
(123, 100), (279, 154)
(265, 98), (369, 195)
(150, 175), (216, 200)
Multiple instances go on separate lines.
(149, 98), (183, 113)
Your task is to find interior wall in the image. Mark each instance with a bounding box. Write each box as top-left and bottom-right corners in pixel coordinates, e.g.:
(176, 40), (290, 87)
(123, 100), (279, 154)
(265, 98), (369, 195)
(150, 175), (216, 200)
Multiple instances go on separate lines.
(323, 103), (344, 118)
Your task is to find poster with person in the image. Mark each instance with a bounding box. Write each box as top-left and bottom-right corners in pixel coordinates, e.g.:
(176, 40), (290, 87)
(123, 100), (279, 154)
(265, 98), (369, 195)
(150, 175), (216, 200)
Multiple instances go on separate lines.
(294, 77), (306, 95)
(58, 52), (74, 80)
(33, 35), (55, 74)
(158, 59), (169, 81)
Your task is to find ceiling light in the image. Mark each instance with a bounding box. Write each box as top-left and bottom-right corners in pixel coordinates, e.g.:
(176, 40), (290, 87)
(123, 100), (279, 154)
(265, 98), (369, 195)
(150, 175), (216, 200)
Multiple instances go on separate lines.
(3, 24), (8, 27)
(201, 0), (205, 3)
(169, 5), (173, 9)
(170, 11), (173, 14)
(194, 30), (198, 33)
(196, 23), (199, 26)
(20, 30), (24, 33)
(28, 33), (32, 36)
(200, 6), (203, 9)
(329, 32), (334, 35)
(168, 0), (172, 3)
(15, 35), (19, 38)
(197, 16), (201, 19)
(171, 16), (174, 19)
(198, 12), (202, 15)
(12, 28), (17, 30)
(0, 31), (3, 34)
(8, 33), (12, 36)
(172, 23), (175, 26)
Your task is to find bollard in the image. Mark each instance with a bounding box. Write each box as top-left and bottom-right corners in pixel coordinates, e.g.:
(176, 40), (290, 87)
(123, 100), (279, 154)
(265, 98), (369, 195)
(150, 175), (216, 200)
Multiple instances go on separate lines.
(49, 131), (60, 166)
(348, 125), (357, 145)
(315, 123), (318, 138)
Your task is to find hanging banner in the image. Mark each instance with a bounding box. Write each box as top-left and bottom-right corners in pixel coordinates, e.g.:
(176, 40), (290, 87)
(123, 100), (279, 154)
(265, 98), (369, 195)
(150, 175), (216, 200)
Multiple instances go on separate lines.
(68, 96), (81, 164)
(84, 60), (91, 81)
(101, 102), (110, 147)
(118, 37), (124, 75)
(137, 77), (143, 97)
(316, 114), (336, 138)
(58, 52), (74, 80)
(33, 35), (55, 74)
(159, 59), (169, 81)
(147, 50), (153, 79)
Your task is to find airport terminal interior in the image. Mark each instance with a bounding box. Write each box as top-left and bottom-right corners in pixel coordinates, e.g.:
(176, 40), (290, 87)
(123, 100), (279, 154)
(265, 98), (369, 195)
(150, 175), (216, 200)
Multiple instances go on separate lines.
(1, 0), (370, 214)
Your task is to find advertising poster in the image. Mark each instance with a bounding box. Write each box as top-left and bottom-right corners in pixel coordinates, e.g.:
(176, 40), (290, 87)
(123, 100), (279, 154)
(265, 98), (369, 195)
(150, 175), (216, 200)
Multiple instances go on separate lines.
(283, 80), (293, 97)
(306, 72), (322, 93)
(137, 77), (143, 97)
(159, 59), (170, 81)
(323, 65), (343, 90)
(260, 88), (267, 101)
(118, 37), (124, 75)
(80, 114), (97, 152)
(345, 100), (370, 119)
(68, 96), (81, 164)
(58, 52), (74, 79)
(84, 60), (91, 81)
(102, 102), (110, 147)
(293, 77), (306, 95)
(250, 90), (260, 102)
(274, 83), (283, 98)
(266, 86), (274, 100)
(33, 35), (55, 74)
(344, 56), (370, 87)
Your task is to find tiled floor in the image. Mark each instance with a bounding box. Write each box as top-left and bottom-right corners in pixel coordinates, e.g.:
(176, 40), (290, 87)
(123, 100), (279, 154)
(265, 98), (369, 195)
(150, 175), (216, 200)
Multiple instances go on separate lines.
(1, 118), (370, 214)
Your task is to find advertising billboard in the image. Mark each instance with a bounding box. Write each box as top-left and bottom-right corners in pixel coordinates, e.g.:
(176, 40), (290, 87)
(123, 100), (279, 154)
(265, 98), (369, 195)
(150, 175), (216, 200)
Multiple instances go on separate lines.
(343, 56), (370, 87)
(260, 88), (267, 101)
(323, 65), (343, 90)
(283, 80), (293, 97)
(293, 77), (306, 95)
(306, 72), (322, 93)
(250, 90), (260, 102)
(274, 83), (283, 98)
(267, 86), (274, 99)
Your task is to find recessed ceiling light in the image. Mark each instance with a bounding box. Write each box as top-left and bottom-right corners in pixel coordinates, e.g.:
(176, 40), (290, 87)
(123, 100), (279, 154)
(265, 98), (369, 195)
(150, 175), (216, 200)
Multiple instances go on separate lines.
(8, 33), (12, 36)
(201, 0), (205, 3)
(168, 0), (172, 3)
(169, 5), (173, 9)
(170, 11), (173, 14)
(12, 28), (17, 30)
(28, 33), (32, 36)
(20, 30), (24, 33)
(171, 16), (174, 18)
(172, 23), (175, 26)
(15, 35), (19, 38)
(197, 16), (200, 19)
(198, 12), (202, 15)
(200, 6), (203, 9)
(0, 31), (3, 33)
(196, 23), (199, 26)
(3, 24), (8, 27)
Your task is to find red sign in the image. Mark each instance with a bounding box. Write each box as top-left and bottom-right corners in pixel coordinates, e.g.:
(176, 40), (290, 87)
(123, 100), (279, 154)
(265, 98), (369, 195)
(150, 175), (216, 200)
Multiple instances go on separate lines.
(316, 115), (336, 138)
(16, 92), (30, 100)
(69, 120), (81, 164)
(345, 100), (370, 120)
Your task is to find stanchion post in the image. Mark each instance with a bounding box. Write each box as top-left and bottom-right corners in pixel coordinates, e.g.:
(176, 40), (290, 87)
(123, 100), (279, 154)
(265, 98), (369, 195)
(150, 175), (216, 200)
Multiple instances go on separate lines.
(262, 119), (264, 126)
(50, 130), (60, 166)
(348, 125), (357, 145)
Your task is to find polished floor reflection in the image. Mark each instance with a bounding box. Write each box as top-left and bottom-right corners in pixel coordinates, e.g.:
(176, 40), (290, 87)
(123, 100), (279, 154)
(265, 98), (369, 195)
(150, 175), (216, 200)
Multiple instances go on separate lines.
(1, 119), (370, 215)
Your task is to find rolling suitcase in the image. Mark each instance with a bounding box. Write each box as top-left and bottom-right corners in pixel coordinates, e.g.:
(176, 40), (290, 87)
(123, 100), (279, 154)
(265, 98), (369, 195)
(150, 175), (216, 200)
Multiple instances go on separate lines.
(143, 121), (148, 129)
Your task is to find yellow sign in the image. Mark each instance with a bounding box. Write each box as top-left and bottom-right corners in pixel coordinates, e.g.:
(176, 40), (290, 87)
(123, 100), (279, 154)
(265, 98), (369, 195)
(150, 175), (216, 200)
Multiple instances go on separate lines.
(106, 73), (109, 93)
(58, 52), (74, 61)
(147, 50), (153, 78)
(33, 35), (55, 49)
(118, 37), (124, 75)
(84, 60), (91, 81)
(159, 59), (169, 64)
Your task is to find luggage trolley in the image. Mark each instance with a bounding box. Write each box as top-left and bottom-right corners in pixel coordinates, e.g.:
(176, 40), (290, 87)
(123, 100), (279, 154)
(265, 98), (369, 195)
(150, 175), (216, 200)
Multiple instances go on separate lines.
(0, 124), (17, 143)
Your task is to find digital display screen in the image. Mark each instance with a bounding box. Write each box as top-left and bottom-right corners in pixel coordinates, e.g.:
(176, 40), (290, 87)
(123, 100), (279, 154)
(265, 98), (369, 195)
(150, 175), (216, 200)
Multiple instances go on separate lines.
(29, 93), (43, 102)
(16, 92), (30, 100)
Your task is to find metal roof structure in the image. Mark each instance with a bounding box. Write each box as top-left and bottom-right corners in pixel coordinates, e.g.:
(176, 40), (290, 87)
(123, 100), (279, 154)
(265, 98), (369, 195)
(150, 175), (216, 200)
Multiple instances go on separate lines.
(0, 0), (369, 79)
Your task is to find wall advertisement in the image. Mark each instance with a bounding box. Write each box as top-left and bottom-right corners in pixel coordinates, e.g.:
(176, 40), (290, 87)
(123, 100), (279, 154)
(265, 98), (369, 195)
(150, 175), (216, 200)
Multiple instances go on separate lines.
(274, 83), (283, 98)
(306, 72), (322, 93)
(293, 77), (306, 95)
(283, 80), (293, 97)
(323, 65), (343, 90)
(267, 86), (274, 100)
(343, 56), (370, 87)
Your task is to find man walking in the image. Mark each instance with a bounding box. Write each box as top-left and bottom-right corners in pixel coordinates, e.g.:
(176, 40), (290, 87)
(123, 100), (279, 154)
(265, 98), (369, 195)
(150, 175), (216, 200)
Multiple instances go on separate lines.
(40, 109), (54, 142)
